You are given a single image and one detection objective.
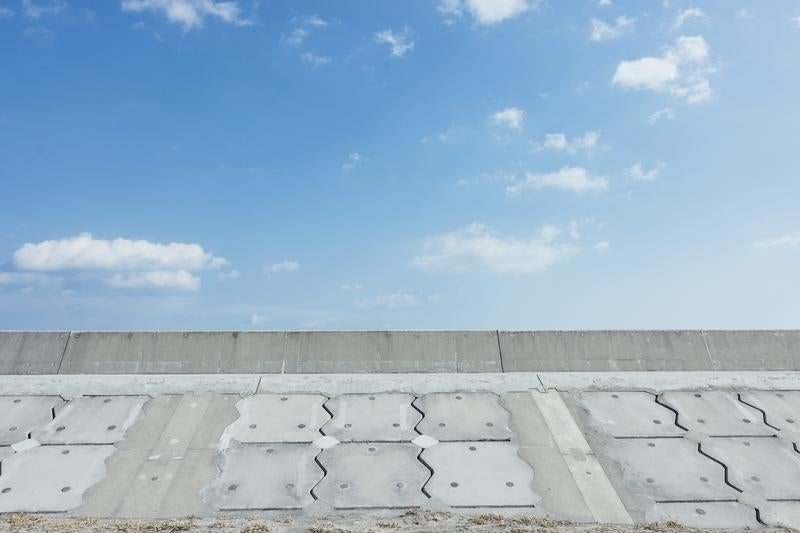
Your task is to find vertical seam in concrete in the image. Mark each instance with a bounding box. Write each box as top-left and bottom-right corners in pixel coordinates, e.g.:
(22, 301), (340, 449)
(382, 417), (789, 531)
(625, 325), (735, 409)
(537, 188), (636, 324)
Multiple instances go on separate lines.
(496, 330), (505, 373)
(700, 330), (716, 371)
(56, 331), (72, 375)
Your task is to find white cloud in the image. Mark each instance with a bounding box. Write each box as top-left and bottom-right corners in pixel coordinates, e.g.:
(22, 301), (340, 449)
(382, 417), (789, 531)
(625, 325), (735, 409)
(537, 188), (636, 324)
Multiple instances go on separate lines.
(120, 0), (250, 30)
(507, 167), (608, 195)
(532, 131), (600, 154)
(218, 269), (240, 280)
(265, 260), (299, 273)
(590, 16), (634, 42)
(648, 107), (675, 124)
(342, 152), (362, 170)
(670, 7), (705, 32)
(22, 0), (65, 18)
(735, 9), (754, 20)
(437, 0), (462, 25)
(625, 161), (666, 181)
(300, 51), (331, 68)
(341, 283), (363, 291)
(0, 6), (14, 17)
(411, 223), (577, 274)
(467, 0), (530, 25)
(303, 14), (328, 27)
(0, 272), (57, 286)
(108, 270), (201, 290)
(374, 27), (415, 58)
(793, 16), (800, 28)
(613, 35), (714, 103)
(594, 241), (610, 252)
(597, 0), (612, 6)
(250, 313), (270, 325)
(14, 232), (227, 272)
(490, 107), (524, 130)
(421, 125), (454, 144)
(354, 292), (418, 309)
(753, 233), (800, 249)
(284, 28), (308, 46)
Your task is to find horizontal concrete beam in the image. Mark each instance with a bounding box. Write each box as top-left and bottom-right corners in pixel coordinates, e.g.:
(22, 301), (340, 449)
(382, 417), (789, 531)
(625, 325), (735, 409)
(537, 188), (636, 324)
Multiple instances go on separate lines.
(0, 330), (797, 375)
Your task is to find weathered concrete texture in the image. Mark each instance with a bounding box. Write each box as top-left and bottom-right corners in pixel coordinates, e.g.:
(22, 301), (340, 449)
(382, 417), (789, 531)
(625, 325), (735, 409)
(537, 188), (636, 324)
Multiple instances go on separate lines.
(322, 394), (421, 442)
(0, 445), (115, 513)
(740, 391), (800, 438)
(414, 393), (513, 441)
(499, 331), (712, 372)
(422, 442), (537, 507)
(601, 437), (736, 502)
(644, 502), (759, 528)
(207, 444), (322, 510)
(574, 392), (683, 438)
(314, 443), (429, 509)
(32, 395), (148, 445)
(659, 391), (775, 436)
(763, 501), (800, 529)
(223, 394), (329, 444)
(702, 437), (800, 499)
(703, 330), (800, 371)
(0, 396), (62, 445)
(0, 332), (68, 374)
(58, 331), (502, 374)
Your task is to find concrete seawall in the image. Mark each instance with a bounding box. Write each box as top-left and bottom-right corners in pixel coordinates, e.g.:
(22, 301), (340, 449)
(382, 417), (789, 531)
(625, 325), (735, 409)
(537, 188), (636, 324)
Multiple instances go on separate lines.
(1, 330), (798, 374)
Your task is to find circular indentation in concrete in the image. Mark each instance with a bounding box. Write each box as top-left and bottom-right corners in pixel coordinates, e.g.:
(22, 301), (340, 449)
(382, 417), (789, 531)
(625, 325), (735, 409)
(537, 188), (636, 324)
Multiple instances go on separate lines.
(297, 424), (306, 429)
(438, 423), (446, 427)
(13, 399), (21, 404)
(227, 484), (237, 491)
(392, 423), (400, 427)
(56, 426), (66, 432)
(339, 483), (349, 490)
(249, 424), (257, 429)
(1, 488), (10, 494)
(286, 483), (295, 490)
(103, 398), (112, 403)
(742, 418), (751, 424)
(280, 397), (288, 401)
(486, 422), (494, 427)
(505, 482), (514, 487)
(647, 442), (656, 448)
(694, 393), (702, 398)
(697, 418), (705, 424)
(652, 420), (662, 425)
(396, 482), (405, 489)
(8, 426), (17, 432)
(344, 423), (352, 428)
(369, 396), (376, 400)
(751, 476), (760, 482)
(450, 482), (458, 488)
(585, 470), (592, 476)
(107, 425), (117, 431)
(699, 476), (708, 482)
(695, 508), (706, 516)
(368, 447), (377, 452)
(611, 394), (619, 399)
(777, 393), (785, 398)
(151, 476), (159, 482)
(468, 446), (477, 451)
(61, 486), (71, 493)
(743, 441), (751, 447)
(455, 396), (463, 400)
(61, 450), (70, 455)
(265, 448), (274, 454)
(787, 419), (795, 424)
(646, 478), (655, 484)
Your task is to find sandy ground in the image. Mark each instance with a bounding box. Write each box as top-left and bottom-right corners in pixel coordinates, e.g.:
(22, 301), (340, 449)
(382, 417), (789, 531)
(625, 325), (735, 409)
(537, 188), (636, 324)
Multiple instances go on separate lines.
(0, 510), (788, 533)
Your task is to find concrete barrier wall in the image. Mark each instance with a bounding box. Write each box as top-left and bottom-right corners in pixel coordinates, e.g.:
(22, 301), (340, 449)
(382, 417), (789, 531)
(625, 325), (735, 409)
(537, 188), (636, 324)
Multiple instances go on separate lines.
(0, 332), (68, 374)
(1, 330), (798, 374)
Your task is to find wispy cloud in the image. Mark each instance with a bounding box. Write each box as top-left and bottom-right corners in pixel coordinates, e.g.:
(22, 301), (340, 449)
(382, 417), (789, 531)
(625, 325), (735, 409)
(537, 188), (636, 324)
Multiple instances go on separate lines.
(507, 167), (608, 195)
(752, 233), (800, 249)
(613, 35), (715, 103)
(265, 260), (299, 273)
(303, 14), (328, 27)
(670, 7), (705, 32)
(300, 51), (331, 68)
(374, 26), (415, 58)
(625, 161), (666, 181)
(421, 125), (454, 144)
(22, 0), (65, 18)
(283, 28), (308, 46)
(217, 269), (240, 280)
(532, 131), (600, 154)
(589, 16), (634, 42)
(490, 107), (524, 130)
(354, 292), (418, 309)
(109, 270), (200, 290)
(438, 0), (531, 25)
(342, 152), (362, 170)
(648, 107), (675, 124)
(411, 223), (577, 274)
(120, 0), (251, 30)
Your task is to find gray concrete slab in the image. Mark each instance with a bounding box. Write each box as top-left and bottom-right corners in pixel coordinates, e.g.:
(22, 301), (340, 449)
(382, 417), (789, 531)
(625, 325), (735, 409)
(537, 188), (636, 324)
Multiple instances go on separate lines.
(538, 371), (800, 392)
(644, 502), (759, 528)
(0, 331), (68, 375)
(314, 443), (429, 509)
(516, 447), (593, 522)
(32, 395), (148, 445)
(421, 442), (537, 507)
(0, 445), (115, 512)
(659, 391), (775, 436)
(223, 394), (329, 444)
(602, 437), (736, 502)
(574, 392), (684, 438)
(740, 390), (800, 437)
(704, 330), (800, 371)
(0, 395), (63, 445)
(763, 502), (800, 529)
(702, 437), (800, 499)
(321, 394), (421, 442)
(414, 393), (513, 441)
(499, 331), (712, 372)
(206, 444), (322, 510)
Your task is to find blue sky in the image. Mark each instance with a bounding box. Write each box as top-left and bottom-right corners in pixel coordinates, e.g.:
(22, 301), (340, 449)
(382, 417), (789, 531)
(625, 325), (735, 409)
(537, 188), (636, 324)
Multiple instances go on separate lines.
(1, 0), (799, 330)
